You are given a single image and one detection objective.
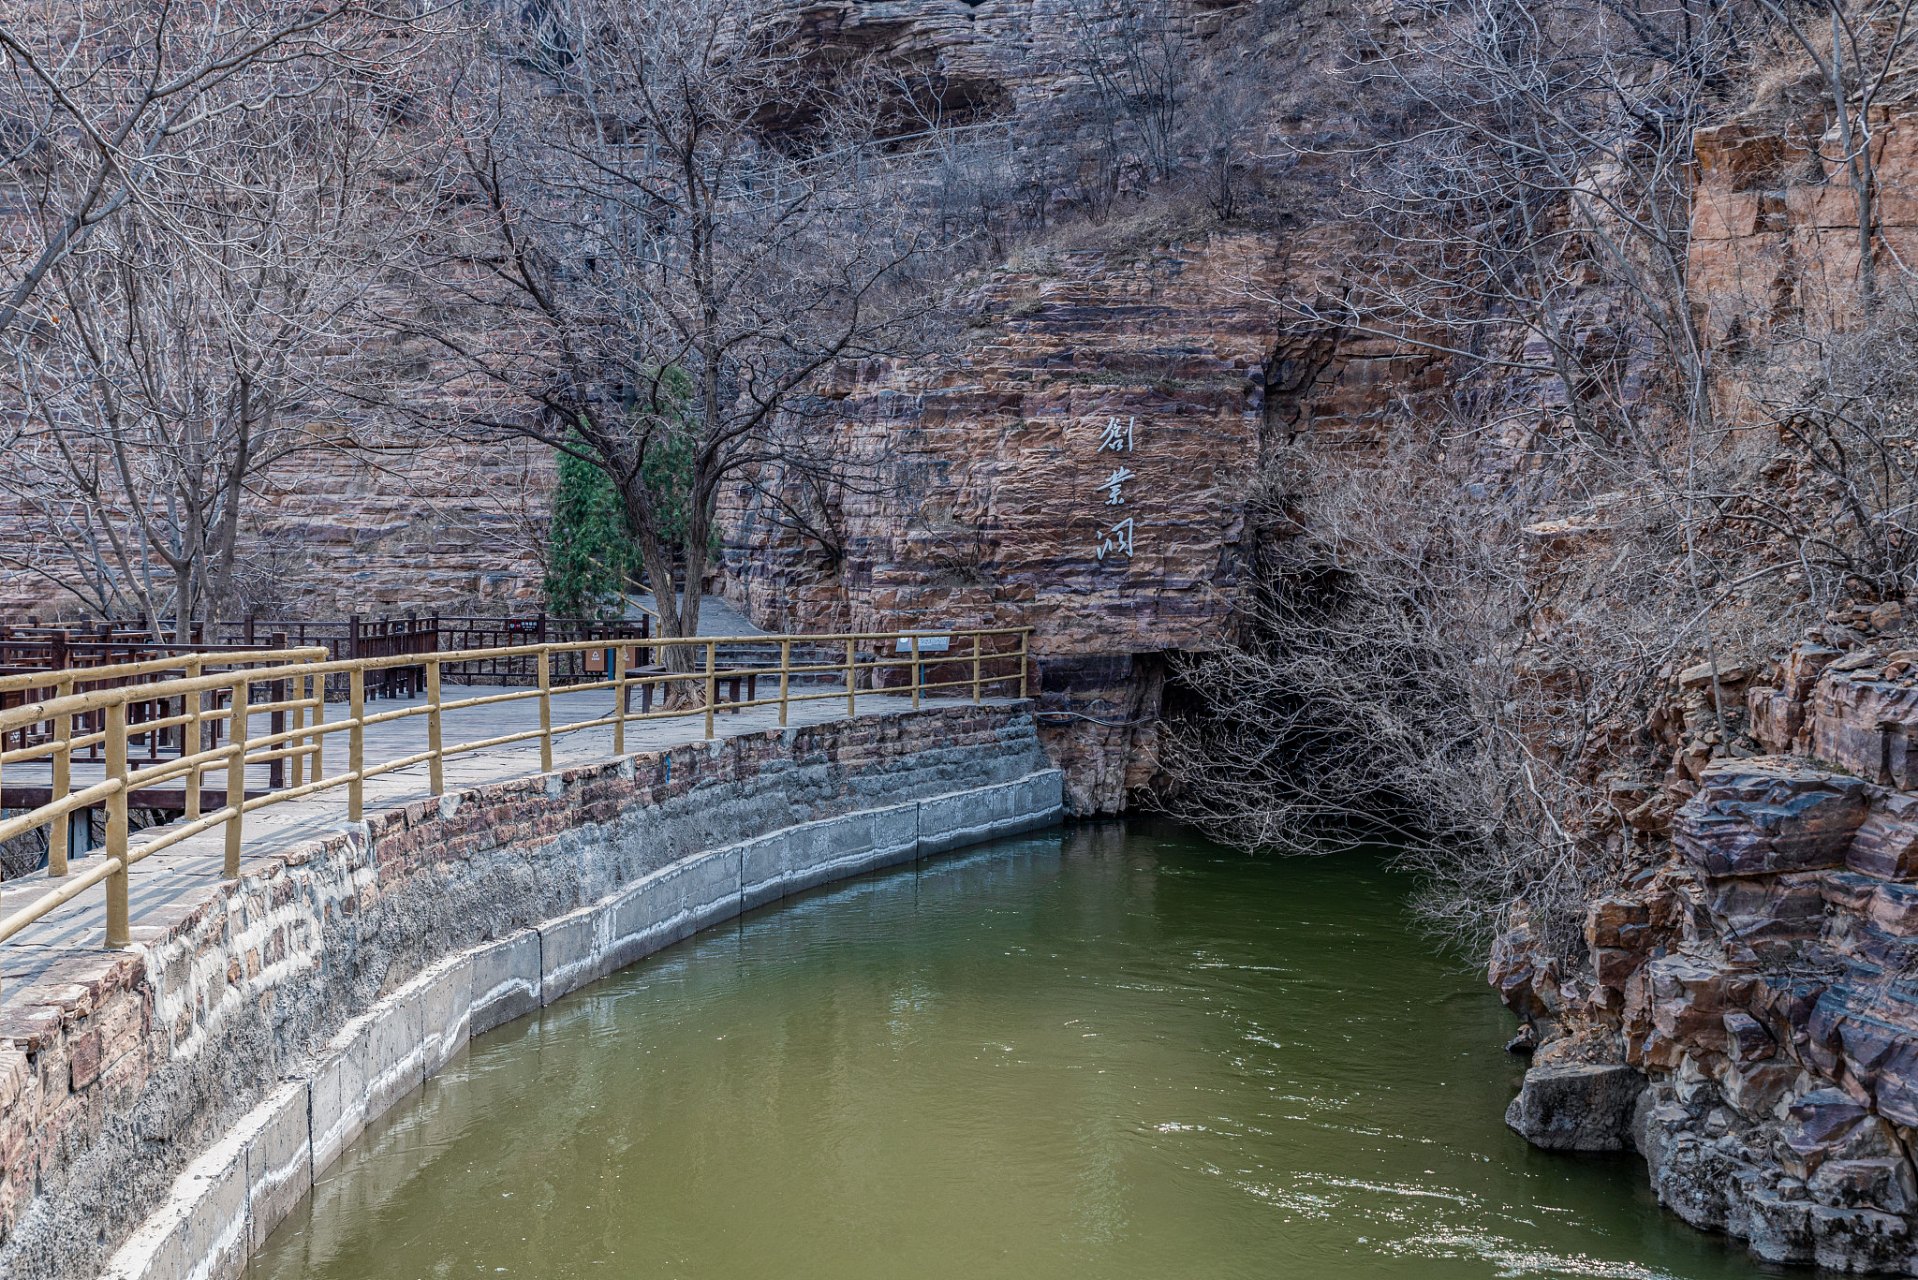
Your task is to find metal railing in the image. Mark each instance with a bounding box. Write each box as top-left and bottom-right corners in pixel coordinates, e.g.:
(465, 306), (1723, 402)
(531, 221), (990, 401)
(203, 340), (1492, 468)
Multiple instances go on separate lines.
(0, 626), (1032, 995)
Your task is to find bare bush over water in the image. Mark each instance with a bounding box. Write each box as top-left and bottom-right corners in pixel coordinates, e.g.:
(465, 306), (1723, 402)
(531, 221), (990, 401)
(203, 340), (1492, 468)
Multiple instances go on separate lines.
(1164, 0), (1918, 963)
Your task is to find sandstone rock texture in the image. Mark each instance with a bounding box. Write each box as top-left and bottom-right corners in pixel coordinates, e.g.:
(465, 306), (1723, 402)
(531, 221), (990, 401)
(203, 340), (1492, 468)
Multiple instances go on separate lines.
(1505, 1059), (1643, 1151)
(1692, 105), (1918, 348)
(709, 0), (1416, 812)
(721, 227), (1430, 811)
(0, 429), (554, 622)
(1471, 68), (1918, 1276)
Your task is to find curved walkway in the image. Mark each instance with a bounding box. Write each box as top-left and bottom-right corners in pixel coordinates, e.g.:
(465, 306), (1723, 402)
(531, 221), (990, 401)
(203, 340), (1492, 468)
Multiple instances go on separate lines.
(0, 687), (981, 999)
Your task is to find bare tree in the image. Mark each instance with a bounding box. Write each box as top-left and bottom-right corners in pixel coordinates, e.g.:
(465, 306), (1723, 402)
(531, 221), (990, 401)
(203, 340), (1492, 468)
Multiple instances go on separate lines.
(1162, 425), (1665, 959)
(880, 63), (1026, 257)
(0, 70), (402, 635)
(1752, 0), (1918, 317)
(0, 0), (422, 338)
(411, 0), (943, 659)
(1728, 295), (1918, 608)
(1178, 59), (1266, 220)
(1059, 0), (1192, 209)
(1166, 0), (1778, 958)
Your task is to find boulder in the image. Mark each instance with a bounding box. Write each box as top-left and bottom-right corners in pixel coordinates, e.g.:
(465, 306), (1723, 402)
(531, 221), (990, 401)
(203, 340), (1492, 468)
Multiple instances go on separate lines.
(1585, 893), (1653, 950)
(1723, 1059), (1799, 1119)
(1870, 881), (1918, 936)
(1505, 1061), (1645, 1151)
(1738, 1186), (1817, 1266)
(1808, 1156), (1918, 1215)
(1778, 1088), (1888, 1177)
(1648, 953), (1731, 1054)
(1785, 643), (1846, 701)
(1747, 687), (1806, 754)
(1811, 661), (1918, 787)
(1703, 872), (1830, 949)
(1807, 1203), (1914, 1273)
(1850, 791), (1918, 879)
(1724, 1010), (1776, 1063)
(1674, 759), (1871, 877)
(1488, 911), (1557, 1021)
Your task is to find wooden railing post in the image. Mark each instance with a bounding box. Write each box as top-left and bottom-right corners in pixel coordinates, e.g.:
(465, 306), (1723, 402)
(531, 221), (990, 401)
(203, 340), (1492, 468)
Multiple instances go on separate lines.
(225, 677), (248, 878)
(268, 678), (287, 791)
(288, 668), (305, 790)
(910, 636), (921, 709)
(972, 634), (983, 705)
(308, 671), (325, 783)
(104, 701), (129, 949)
(537, 649), (554, 772)
(779, 639), (791, 728)
(845, 639), (857, 717)
(703, 641), (717, 741)
(184, 657), (203, 822)
(48, 676), (72, 876)
(427, 656), (445, 796)
(1020, 632), (1030, 698)
(348, 667), (365, 822)
(613, 644), (627, 755)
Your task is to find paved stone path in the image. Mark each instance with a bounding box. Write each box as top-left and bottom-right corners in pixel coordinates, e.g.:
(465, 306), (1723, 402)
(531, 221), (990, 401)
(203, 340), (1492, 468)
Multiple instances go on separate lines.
(623, 593), (765, 635)
(1, 684), (996, 997)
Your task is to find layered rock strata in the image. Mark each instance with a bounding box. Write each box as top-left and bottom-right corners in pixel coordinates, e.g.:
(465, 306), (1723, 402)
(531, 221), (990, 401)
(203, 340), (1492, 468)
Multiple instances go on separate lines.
(721, 229), (1435, 810)
(0, 436), (553, 621)
(1500, 643), (1918, 1272)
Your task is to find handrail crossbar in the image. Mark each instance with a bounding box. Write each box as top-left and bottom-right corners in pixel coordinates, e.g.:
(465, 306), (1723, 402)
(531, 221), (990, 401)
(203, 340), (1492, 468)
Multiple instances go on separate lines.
(0, 627), (1034, 996)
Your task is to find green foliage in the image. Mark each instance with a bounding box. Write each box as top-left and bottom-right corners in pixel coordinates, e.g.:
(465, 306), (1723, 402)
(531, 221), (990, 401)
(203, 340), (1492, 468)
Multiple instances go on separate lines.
(640, 411), (697, 554)
(544, 442), (638, 619)
(627, 367), (720, 567)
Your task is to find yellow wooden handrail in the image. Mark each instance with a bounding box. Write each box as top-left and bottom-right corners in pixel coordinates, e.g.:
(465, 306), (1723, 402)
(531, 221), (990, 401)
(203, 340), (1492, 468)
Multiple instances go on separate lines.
(0, 627), (1036, 992)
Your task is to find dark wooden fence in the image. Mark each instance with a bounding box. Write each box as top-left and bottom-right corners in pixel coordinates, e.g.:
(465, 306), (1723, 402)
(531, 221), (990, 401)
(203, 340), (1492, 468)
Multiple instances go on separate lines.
(1, 614), (655, 703)
(208, 615), (652, 689)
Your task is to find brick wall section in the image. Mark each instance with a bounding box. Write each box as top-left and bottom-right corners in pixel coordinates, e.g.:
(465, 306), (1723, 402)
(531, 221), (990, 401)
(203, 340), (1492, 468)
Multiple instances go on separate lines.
(0, 705), (1053, 1280)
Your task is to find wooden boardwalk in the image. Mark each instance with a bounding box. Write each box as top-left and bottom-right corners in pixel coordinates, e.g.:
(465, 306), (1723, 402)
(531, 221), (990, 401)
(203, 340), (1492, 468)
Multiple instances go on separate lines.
(0, 685), (980, 997)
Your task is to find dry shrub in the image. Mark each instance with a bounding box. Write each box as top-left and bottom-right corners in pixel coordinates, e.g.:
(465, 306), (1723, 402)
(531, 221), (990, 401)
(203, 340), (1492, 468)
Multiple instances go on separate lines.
(1160, 427), (1661, 961)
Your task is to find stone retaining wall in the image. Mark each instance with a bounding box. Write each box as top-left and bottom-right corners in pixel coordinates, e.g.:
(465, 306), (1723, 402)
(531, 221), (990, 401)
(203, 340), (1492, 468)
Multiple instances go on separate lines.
(0, 706), (1062, 1280)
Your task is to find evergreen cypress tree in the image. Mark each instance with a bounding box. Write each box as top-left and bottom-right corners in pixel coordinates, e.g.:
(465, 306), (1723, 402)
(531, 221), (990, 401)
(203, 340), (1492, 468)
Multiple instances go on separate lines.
(544, 445), (636, 618)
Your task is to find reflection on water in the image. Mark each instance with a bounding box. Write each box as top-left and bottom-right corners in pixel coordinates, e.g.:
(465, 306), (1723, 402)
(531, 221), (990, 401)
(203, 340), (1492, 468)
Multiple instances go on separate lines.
(247, 821), (1771, 1280)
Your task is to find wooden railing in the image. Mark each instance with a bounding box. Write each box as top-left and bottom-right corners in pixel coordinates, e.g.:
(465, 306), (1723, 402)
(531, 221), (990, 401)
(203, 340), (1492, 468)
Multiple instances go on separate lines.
(0, 646), (332, 830)
(0, 627), (1032, 995)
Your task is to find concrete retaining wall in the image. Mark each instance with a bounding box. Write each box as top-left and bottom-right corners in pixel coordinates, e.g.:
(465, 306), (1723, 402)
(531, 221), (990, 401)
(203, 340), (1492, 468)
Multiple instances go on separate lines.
(0, 706), (1060, 1280)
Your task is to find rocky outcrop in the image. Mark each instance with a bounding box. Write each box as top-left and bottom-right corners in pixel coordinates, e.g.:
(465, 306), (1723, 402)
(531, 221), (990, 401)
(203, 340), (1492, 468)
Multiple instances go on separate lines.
(1692, 104), (1918, 346)
(0, 426), (555, 623)
(1498, 641), (1918, 1272)
(1464, 60), (1918, 1274)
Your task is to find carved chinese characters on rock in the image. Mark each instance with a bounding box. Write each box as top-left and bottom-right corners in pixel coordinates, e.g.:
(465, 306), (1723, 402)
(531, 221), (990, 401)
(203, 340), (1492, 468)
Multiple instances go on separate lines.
(1095, 415), (1138, 564)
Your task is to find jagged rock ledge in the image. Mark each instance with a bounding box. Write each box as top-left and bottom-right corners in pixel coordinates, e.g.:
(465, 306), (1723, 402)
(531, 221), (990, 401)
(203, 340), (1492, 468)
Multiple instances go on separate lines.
(1498, 641), (1918, 1273)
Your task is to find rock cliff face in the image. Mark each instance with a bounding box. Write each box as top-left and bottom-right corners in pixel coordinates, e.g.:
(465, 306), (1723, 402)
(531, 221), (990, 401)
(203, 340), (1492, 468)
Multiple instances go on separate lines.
(720, 226), (1430, 811)
(1492, 99), (1918, 1274)
(0, 414), (553, 623)
(1692, 104), (1918, 347)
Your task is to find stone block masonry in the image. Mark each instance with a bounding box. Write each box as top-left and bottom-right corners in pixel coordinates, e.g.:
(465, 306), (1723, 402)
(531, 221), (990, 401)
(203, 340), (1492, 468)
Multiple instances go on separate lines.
(0, 705), (1062, 1280)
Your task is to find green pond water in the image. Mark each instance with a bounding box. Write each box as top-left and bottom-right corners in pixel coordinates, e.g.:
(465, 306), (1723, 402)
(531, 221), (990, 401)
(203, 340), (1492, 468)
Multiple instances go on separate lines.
(247, 821), (1775, 1280)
